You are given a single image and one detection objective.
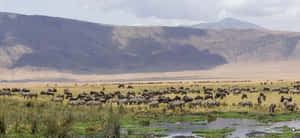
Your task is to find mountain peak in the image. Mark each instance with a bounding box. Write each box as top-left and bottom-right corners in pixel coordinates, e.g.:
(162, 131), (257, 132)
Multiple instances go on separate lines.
(191, 17), (264, 30)
(221, 17), (242, 23)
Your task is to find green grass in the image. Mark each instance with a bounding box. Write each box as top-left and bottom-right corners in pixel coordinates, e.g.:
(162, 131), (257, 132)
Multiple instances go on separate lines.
(0, 81), (300, 137)
(127, 127), (169, 132)
(264, 126), (300, 138)
(153, 132), (168, 137)
(190, 122), (207, 125)
(192, 127), (235, 138)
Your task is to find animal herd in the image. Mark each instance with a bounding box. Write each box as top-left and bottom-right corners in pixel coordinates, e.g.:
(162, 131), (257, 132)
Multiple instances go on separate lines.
(0, 82), (300, 112)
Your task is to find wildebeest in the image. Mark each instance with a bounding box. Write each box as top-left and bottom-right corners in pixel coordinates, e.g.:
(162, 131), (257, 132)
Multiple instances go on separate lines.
(23, 93), (38, 99)
(204, 95), (213, 100)
(167, 101), (185, 110)
(204, 100), (220, 107)
(272, 88), (280, 92)
(21, 88), (30, 93)
(291, 90), (300, 94)
(127, 85), (134, 89)
(279, 90), (289, 94)
(149, 101), (159, 108)
(215, 92), (226, 99)
(0, 91), (13, 96)
(183, 96), (193, 102)
(85, 101), (101, 106)
(191, 90), (200, 93)
(118, 99), (129, 105)
(280, 96), (292, 102)
(204, 91), (213, 95)
(48, 88), (57, 92)
(188, 100), (202, 108)
(11, 88), (21, 92)
(68, 100), (85, 105)
(263, 87), (270, 91)
(279, 86), (289, 94)
(51, 97), (64, 103)
(118, 84), (125, 88)
(172, 96), (181, 101)
(257, 96), (262, 105)
(269, 104), (276, 113)
(56, 94), (64, 100)
(195, 96), (203, 100)
(233, 90), (241, 95)
(284, 101), (299, 112)
(129, 98), (146, 105)
(40, 91), (54, 96)
(239, 101), (253, 107)
(241, 94), (247, 99)
(259, 93), (266, 101)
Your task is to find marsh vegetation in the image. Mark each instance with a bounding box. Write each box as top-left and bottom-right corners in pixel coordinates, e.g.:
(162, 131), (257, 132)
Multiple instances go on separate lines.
(1, 80), (300, 137)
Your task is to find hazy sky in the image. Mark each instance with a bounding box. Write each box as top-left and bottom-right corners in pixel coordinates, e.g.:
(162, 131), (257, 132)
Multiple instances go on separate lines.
(1, 0), (300, 31)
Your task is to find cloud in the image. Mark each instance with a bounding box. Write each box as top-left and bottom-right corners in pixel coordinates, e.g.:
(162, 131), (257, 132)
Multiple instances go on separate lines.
(221, 0), (300, 17)
(132, 16), (205, 26)
(1, 0), (300, 31)
(82, 0), (300, 21)
(88, 0), (300, 31)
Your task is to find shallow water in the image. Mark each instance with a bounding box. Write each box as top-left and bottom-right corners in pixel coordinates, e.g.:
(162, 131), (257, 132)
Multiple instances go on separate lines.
(146, 118), (300, 138)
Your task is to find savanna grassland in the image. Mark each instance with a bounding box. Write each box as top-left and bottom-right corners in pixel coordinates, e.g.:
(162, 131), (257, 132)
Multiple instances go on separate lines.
(1, 80), (300, 137)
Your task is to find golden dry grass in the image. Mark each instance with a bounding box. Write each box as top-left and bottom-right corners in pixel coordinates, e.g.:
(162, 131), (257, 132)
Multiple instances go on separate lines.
(0, 80), (298, 113)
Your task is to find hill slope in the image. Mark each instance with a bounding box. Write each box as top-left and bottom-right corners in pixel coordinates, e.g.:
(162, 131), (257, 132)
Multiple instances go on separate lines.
(0, 12), (300, 74)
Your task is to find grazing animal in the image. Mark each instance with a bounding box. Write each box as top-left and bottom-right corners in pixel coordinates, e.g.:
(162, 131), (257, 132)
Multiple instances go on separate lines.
(204, 100), (220, 107)
(259, 93), (266, 101)
(241, 94), (248, 99)
(272, 88), (280, 92)
(257, 96), (262, 105)
(118, 99), (129, 105)
(183, 96), (193, 102)
(281, 96), (292, 102)
(239, 101), (253, 107)
(51, 97), (64, 103)
(23, 93), (38, 99)
(263, 87), (270, 91)
(22, 88), (30, 93)
(279, 90), (289, 94)
(204, 95), (213, 100)
(85, 101), (101, 106)
(188, 100), (202, 108)
(269, 104), (276, 113)
(215, 92), (226, 99)
(195, 96), (204, 100)
(284, 101), (299, 112)
(291, 90), (300, 94)
(68, 100), (85, 105)
(233, 90), (241, 95)
(48, 88), (57, 92)
(40, 91), (54, 96)
(172, 96), (181, 101)
(149, 101), (159, 108)
(204, 91), (213, 95)
(127, 85), (134, 89)
(167, 101), (185, 110)
(118, 84), (125, 88)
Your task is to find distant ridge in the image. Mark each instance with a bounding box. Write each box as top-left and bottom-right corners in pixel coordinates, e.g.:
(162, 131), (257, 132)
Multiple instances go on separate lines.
(190, 18), (264, 30)
(1, 12), (300, 75)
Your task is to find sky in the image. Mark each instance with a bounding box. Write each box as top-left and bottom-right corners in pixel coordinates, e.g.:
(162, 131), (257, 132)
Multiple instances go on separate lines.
(0, 0), (300, 31)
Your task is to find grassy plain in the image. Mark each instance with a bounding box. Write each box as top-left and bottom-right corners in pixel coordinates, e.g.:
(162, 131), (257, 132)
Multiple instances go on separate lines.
(0, 80), (300, 137)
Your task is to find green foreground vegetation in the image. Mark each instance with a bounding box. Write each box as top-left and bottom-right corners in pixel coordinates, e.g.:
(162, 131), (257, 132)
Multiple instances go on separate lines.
(1, 97), (300, 137)
(1, 81), (300, 137)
